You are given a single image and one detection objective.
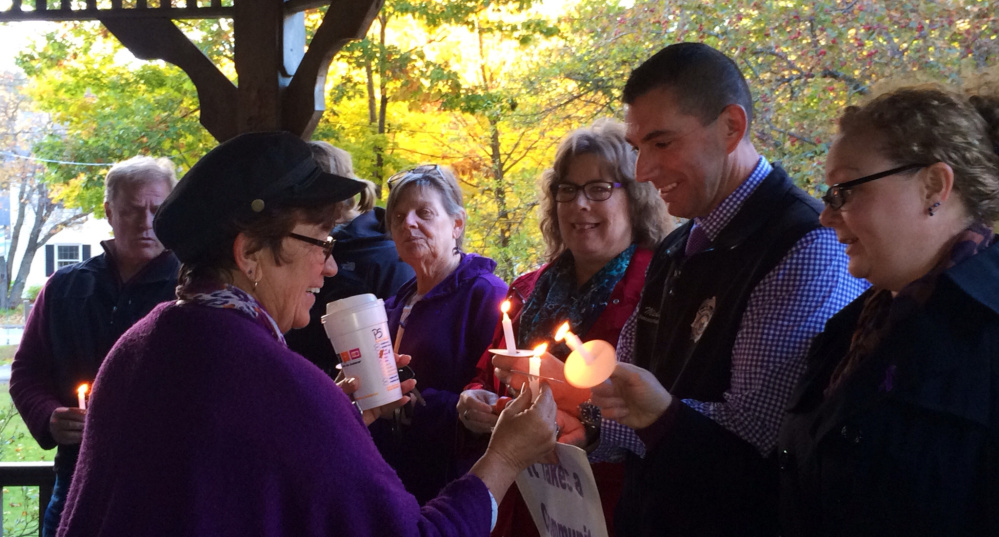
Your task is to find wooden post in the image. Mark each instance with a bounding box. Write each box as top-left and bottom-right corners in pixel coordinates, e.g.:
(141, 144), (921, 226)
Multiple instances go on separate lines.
(233, 0), (283, 133)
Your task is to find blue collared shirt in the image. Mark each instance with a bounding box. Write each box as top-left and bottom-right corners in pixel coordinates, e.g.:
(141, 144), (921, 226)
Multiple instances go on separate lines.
(592, 157), (869, 460)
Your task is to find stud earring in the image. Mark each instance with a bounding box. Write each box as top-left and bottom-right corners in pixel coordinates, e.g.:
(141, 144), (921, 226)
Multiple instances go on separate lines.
(928, 201), (941, 216)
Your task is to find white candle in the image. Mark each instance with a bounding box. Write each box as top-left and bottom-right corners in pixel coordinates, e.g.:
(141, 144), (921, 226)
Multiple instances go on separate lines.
(555, 322), (594, 364)
(501, 300), (516, 351)
(77, 384), (88, 410)
(529, 343), (546, 398)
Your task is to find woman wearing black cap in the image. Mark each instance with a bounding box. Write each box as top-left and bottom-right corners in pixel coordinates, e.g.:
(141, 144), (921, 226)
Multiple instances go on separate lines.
(55, 131), (557, 537)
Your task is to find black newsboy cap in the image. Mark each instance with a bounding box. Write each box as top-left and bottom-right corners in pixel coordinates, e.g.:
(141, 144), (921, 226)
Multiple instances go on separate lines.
(154, 131), (364, 263)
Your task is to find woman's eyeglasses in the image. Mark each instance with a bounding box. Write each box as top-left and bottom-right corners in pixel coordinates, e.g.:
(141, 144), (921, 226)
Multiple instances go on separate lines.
(386, 164), (443, 190)
(288, 233), (336, 261)
(553, 181), (623, 203)
(821, 164), (925, 210)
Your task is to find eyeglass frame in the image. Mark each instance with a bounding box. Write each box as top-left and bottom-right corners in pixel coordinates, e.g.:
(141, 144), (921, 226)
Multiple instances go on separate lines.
(386, 164), (443, 190)
(552, 180), (624, 203)
(821, 163), (925, 210)
(287, 232), (336, 261)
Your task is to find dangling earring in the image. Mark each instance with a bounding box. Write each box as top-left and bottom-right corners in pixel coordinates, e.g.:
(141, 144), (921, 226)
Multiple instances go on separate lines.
(928, 201), (941, 216)
(247, 268), (260, 291)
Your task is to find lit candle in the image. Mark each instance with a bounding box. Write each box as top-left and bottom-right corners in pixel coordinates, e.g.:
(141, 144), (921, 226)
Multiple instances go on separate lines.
(501, 300), (516, 351)
(77, 384), (88, 410)
(529, 343), (546, 399)
(555, 321), (594, 364)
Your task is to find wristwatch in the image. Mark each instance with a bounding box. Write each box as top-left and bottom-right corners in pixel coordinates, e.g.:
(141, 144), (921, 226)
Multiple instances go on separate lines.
(578, 401), (602, 450)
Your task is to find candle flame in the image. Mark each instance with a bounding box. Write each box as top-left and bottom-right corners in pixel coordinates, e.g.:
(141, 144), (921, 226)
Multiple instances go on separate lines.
(532, 343), (548, 356)
(554, 321), (571, 342)
(77, 384), (88, 395)
(501, 300), (511, 314)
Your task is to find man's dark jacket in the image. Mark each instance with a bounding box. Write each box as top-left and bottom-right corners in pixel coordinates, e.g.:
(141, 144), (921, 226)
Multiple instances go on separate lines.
(619, 166), (823, 537)
(10, 244), (180, 476)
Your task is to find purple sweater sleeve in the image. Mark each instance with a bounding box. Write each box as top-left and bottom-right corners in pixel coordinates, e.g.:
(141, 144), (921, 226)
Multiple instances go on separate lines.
(9, 285), (61, 449)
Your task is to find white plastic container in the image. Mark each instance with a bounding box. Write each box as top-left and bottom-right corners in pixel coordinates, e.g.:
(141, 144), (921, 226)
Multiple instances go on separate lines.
(322, 294), (402, 410)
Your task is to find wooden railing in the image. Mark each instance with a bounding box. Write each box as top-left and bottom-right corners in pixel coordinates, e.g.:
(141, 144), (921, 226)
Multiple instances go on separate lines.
(0, 462), (55, 537)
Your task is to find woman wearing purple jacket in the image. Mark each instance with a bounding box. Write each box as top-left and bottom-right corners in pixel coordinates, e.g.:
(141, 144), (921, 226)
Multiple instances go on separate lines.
(371, 164), (509, 504)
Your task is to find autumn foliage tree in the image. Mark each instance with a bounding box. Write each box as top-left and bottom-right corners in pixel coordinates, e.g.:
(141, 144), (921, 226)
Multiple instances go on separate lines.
(9, 1), (998, 279)
(0, 72), (88, 308)
(535, 0), (999, 194)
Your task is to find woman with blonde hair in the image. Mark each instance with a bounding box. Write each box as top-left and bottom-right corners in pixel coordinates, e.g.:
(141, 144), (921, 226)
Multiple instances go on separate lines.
(776, 84), (999, 536)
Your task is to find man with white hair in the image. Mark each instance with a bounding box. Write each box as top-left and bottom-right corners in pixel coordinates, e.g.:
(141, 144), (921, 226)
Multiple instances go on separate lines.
(10, 156), (180, 537)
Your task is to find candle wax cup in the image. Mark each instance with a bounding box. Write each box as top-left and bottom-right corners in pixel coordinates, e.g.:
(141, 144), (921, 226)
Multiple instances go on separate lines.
(563, 339), (616, 389)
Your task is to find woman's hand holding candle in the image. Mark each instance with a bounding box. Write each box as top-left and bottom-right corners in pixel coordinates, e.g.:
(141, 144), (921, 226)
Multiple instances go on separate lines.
(555, 408), (585, 447)
(471, 384), (558, 504)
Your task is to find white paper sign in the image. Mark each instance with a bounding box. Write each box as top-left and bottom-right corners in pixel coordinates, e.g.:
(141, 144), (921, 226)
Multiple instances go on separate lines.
(515, 443), (608, 537)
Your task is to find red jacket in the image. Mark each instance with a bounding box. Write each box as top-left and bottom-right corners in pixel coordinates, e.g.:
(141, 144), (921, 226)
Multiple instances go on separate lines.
(466, 247), (652, 394)
(463, 247), (653, 537)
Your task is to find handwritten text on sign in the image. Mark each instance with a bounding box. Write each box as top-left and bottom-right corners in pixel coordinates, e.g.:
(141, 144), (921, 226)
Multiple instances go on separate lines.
(515, 443), (607, 537)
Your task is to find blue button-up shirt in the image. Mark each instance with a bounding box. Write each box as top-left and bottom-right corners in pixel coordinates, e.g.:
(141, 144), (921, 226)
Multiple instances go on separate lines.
(592, 157), (869, 460)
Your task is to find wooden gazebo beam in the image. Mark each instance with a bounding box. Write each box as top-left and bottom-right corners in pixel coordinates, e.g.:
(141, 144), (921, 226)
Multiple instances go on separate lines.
(0, 0), (384, 142)
(101, 17), (240, 141)
(283, 0), (383, 136)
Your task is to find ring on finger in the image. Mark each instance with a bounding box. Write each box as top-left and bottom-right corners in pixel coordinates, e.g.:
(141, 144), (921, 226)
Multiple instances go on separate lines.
(463, 410), (469, 421)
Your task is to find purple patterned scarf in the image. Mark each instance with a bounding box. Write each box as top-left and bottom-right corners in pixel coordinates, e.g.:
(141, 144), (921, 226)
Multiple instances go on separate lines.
(179, 284), (286, 345)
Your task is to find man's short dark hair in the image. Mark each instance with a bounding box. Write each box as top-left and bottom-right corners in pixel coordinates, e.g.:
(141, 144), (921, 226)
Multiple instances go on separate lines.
(623, 42), (754, 130)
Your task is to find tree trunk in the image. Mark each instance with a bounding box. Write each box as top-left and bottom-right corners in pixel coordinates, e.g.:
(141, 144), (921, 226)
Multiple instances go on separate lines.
(6, 176), (29, 289)
(0, 256), (9, 310)
(488, 117), (510, 250)
(374, 12), (389, 181)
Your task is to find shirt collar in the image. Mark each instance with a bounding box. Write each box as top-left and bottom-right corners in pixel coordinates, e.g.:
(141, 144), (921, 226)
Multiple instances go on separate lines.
(692, 156), (772, 242)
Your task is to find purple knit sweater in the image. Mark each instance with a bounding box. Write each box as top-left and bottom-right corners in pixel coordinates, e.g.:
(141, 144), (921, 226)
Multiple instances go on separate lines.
(57, 300), (491, 537)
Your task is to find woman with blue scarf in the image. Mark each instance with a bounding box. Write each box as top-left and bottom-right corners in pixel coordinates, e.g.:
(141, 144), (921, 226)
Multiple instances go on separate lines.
(459, 119), (674, 537)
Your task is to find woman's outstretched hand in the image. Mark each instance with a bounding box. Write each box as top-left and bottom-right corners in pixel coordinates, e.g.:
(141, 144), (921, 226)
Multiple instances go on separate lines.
(470, 383), (558, 504)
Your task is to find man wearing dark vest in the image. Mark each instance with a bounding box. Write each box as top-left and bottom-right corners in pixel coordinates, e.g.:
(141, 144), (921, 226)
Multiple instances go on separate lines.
(10, 156), (180, 537)
(589, 43), (868, 536)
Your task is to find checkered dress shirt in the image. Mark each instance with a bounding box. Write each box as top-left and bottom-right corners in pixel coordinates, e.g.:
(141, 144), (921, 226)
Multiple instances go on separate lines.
(590, 157), (869, 461)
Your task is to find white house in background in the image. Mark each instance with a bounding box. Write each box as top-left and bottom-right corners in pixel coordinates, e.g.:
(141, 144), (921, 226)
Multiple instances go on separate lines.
(27, 216), (111, 291)
(2, 188), (110, 297)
